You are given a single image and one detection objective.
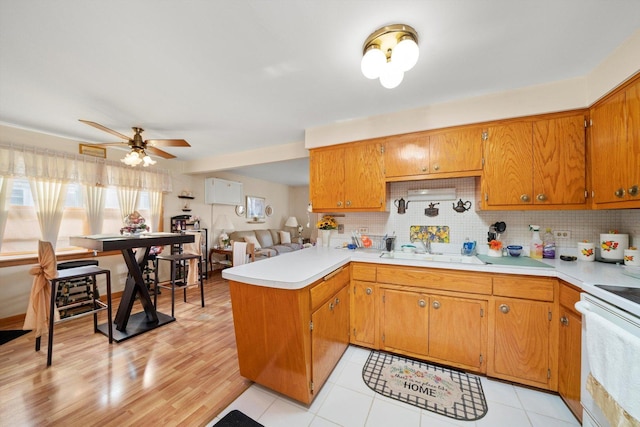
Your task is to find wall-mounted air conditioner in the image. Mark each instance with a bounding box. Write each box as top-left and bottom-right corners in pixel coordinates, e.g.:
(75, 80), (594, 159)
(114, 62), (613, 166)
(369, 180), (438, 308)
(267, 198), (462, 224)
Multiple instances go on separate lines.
(204, 178), (244, 205)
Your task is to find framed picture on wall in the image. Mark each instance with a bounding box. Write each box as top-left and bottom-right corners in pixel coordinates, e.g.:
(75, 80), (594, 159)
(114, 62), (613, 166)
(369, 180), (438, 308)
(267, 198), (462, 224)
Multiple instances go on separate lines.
(246, 196), (266, 220)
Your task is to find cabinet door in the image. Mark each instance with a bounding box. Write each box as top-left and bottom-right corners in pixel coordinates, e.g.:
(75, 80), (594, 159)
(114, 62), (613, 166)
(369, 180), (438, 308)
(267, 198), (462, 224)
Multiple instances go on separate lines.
(429, 295), (486, 372)
(483, 122), (533, 206)
(429, 126), (482, 175)
(559, 308), (582, 422)
(590, 90), (627, 204)
(344, 141), (385, 209)
(351, 281), (376, 347)
(626, 79), (640, 201)
(532, 114), (587, 206)
(384, 133), (429, 178)
(312, 286), (350, 392)
(490, 298), (552, 388)
(381, 288), (428, 356)
(310, 147), (345, 210)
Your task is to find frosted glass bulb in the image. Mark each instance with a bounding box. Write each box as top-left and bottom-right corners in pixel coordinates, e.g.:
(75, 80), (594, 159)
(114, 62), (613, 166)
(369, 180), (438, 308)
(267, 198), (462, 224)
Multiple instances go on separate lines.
(142, 154), (156, 167)
(379, 61), (404, 89)
(393, 37), (419, 72)
(361, 46), (386, 79)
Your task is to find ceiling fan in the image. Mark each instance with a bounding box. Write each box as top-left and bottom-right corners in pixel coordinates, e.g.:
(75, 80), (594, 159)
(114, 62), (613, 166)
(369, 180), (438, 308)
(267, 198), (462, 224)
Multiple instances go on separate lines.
(79, 119), (190, 166)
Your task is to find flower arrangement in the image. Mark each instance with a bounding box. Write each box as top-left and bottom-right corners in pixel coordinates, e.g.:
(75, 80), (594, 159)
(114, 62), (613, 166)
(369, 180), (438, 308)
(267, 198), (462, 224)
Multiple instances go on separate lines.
(120, 211), (150, 235)
(316, 215), (337, 230)
(488, 240), (503, 251)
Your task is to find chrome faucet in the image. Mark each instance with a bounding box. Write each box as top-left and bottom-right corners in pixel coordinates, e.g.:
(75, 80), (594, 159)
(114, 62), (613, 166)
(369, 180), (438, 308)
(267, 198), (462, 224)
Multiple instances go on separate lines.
(411, 236), (431, 254)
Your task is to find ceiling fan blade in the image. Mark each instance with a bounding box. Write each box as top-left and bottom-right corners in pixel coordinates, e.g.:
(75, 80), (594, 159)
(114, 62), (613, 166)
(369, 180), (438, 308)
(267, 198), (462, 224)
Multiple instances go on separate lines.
(146, 139), (190, 147)
(79, 119), (131, 141)
(145, 146), (176, 159)
(90, 142), (130, 146)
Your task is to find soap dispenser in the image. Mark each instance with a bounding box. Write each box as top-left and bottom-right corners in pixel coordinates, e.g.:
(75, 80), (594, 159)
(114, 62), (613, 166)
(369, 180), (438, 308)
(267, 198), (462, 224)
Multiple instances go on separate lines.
(529, 225), (543, 259)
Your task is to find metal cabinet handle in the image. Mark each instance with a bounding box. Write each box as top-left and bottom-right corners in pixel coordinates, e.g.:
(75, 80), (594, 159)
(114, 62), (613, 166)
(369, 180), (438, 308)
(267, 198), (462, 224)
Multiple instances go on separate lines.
(499, 304), (510, 314)
(421, 166), (427, 172)
(329, 302), (334, 311)
(536, 193), (547, 202)
(337, 201), (343, 207)
(560, 316), (569, 326)
(334, 298), (340, 305)
(433, 164), (439, 171)
(432, 300), (441, 309)
(629, 185), (639, 197)
(346, 200), (351, 207)
(418, 299), (426, 308)
(614, 188), (626, 198)
(520, 194), (530, 202)
(365, 287), (372, 295)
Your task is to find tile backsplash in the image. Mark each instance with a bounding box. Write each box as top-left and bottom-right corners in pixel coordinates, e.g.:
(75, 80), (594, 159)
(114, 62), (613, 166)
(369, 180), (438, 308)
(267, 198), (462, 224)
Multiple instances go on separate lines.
(326, 178), (640, 255)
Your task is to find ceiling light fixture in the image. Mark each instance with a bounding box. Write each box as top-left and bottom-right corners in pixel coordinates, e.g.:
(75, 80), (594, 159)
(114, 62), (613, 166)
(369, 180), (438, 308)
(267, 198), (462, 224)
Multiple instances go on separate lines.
(361, 24), (419, 89)
(121, 148), (156, 167)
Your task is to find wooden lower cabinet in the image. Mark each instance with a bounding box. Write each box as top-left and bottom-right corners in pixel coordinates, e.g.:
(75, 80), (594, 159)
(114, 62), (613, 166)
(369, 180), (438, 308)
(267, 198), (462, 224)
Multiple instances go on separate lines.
(558, 281), (582, 422)
(229, 266), (350, 404)
(488, 276), (558, 391)
(350, 280), (377, 347)
(381, 287), (429, 356)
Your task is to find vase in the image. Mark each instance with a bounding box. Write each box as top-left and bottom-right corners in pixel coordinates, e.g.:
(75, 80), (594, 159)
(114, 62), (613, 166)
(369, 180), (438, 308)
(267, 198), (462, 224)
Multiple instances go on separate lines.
(321, 229), (331, 247)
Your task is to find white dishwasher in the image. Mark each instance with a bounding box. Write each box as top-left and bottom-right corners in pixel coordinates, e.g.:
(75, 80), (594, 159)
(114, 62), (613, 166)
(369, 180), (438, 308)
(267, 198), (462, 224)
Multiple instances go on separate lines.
(575, 292), (640, 427)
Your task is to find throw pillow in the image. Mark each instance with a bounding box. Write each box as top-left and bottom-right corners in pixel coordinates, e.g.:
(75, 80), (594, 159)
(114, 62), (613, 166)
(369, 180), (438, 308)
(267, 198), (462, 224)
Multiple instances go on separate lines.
(244, 235), (262, 249)
(279, 231), (291, 244)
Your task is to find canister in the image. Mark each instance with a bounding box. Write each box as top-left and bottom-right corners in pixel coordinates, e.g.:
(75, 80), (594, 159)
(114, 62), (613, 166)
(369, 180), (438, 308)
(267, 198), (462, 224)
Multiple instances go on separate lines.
(599, 233), (629, 261)
(577, 242), (595, 262)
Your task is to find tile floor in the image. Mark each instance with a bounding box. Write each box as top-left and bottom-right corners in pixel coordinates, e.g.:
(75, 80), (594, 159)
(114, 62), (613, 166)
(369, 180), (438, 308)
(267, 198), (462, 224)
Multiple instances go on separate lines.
(208, 346), (581, 427)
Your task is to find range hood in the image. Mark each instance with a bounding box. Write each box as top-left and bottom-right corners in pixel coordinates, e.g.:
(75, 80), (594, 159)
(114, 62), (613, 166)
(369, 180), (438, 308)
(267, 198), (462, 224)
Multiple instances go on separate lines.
(406, 188), (457, 201)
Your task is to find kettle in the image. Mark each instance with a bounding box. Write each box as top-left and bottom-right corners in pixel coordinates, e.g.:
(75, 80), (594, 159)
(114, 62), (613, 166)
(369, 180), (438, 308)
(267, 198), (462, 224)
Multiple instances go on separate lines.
(394, 198), (410, 214)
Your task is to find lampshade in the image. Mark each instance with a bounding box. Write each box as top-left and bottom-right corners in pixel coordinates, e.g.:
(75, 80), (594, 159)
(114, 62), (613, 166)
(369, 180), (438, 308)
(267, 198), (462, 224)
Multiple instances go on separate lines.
(285, 216), (299, 227)
(121, 148), (156, 167)
(360, 24), (419, 89)
(214, 215), (234, 232)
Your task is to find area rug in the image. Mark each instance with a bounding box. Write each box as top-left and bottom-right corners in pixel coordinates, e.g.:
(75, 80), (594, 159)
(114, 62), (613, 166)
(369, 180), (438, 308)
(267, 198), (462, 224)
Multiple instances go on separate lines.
(362, 350), (488, 421)
(213, 410), (264, 427)
(0, 330), (30, 345)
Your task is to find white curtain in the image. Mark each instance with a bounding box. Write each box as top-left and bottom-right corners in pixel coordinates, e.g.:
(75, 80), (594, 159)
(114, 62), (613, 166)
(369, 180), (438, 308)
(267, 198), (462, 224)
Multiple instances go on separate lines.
(0, 142), (172, 192)
(29, 179), (68, 248)
(0, 176), (11, 252)
(83, 185), (106, 235)
(148, 190), (162, 232)
(117, 187), (139, 219)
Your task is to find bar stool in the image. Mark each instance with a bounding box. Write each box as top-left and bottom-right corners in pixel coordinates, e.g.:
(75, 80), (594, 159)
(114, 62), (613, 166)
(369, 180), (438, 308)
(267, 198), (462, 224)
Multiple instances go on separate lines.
(154, 232), (205, 317)
(24, 241), (112, 366)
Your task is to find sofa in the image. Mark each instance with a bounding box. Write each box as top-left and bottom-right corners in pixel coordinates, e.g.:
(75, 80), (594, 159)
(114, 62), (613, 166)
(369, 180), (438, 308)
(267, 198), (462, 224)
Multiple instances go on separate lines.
(228, 229), (303, 258)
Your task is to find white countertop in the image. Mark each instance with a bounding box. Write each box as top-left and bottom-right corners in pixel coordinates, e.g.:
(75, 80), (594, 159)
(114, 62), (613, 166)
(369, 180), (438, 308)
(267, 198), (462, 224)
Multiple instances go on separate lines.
(222, 246), (640, 317)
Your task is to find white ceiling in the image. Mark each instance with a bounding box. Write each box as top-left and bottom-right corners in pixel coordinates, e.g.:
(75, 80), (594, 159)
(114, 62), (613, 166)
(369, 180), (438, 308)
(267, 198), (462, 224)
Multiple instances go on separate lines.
(1, 1), (639, 186)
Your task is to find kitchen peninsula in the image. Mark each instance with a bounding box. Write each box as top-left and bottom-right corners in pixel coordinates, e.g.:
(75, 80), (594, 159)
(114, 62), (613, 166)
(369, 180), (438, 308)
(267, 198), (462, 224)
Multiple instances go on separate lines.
(223, 246), (640, 410)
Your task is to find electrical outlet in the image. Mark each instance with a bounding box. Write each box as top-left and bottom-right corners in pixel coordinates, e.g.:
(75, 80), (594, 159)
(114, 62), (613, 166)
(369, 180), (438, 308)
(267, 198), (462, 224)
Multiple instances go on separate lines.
(359, 227), (369, 233)
(554, 230), (571, 239)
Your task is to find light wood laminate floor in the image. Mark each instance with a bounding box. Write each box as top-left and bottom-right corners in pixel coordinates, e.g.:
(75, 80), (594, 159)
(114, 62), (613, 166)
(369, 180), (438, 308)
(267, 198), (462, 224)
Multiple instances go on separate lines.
(0, 271), (251, 426)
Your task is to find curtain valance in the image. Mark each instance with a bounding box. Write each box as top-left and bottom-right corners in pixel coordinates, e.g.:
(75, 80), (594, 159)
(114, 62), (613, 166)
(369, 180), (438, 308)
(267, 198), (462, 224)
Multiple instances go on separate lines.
(0, 142), (172, 192)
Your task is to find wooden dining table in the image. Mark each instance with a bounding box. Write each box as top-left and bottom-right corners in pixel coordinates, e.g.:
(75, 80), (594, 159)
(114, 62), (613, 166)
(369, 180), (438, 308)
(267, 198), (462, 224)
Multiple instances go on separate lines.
(70, 232), (194, 342)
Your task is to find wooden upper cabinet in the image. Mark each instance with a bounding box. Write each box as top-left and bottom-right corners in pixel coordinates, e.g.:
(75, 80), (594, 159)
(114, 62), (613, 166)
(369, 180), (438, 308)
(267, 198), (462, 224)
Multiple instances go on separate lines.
(590, 75), (640, 208)
(384, 132), (429, 178)
(482, 121), (534, 207)
(482, 112), (587, 210)
(384, 126), (482, 180)
(532, 113), (587, 206)
(310, 139), (385, 212)
(429, 126), (483, 175)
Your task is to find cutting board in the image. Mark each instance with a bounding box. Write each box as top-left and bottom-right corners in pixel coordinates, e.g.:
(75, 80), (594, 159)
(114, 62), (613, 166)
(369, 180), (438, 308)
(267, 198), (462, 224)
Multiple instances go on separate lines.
(476, 255), (553, 268)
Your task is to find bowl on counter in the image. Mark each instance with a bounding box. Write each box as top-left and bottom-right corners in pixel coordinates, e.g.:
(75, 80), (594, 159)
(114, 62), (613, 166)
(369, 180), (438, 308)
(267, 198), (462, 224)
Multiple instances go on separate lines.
(507, 245), (523, 257)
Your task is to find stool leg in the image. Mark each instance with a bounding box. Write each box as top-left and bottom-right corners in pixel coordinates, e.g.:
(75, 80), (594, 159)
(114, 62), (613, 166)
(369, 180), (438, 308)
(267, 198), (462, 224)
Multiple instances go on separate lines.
(199, 258), (205, 308)
(35, 336), (41, 352)
(170, 261), (176, 318)
(47, 280), (57, 366)
(106, 271), (113, 344)
(92, 275), (98, 333)
(153, 258), (159, 309)
(182, 259), (187, 303)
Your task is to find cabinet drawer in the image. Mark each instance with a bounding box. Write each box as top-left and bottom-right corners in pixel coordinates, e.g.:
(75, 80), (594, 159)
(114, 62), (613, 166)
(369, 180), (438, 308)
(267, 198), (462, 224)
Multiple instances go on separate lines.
(377, 265), (492, 295)
(311, 266), (350, 310)
(352, 263), (376, 282)
(493, 276), (556, 301)
(559, 281), (581, 315)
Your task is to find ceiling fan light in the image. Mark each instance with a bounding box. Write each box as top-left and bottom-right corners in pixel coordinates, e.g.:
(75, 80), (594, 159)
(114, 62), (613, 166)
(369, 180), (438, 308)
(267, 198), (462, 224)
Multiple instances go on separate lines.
(379, 61), (404, 89)
(142, 153), (156, 167)
(393, 36), (419, 72)
(121, 150), (143, 166)
(361, 45), (386, 79)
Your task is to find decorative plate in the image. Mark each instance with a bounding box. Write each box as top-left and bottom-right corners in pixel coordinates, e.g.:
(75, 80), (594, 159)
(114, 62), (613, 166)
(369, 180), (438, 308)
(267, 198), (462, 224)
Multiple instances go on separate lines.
(265, 205), (273, 217)
(235, 205), (245, 216)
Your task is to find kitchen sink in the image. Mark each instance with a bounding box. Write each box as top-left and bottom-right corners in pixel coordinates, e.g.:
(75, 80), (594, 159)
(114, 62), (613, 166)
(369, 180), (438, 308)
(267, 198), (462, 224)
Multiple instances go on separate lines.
(380, 251), (485, 265)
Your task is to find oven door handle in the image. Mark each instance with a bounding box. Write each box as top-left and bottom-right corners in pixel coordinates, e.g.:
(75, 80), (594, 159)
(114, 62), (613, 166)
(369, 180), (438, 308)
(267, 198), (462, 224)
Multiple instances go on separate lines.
(575, 300), (590, 315)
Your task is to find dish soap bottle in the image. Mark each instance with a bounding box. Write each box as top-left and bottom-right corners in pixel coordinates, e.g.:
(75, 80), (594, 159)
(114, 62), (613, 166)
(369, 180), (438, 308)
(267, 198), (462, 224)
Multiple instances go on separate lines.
(543, 228), (556, 259)
(529, 225), (543, 259)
